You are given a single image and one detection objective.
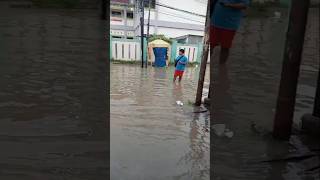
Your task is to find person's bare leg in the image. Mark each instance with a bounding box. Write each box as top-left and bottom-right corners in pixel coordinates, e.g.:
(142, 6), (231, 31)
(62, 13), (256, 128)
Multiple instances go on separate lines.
(178, 76), (182, 82)
(219, 48), (230, 64)
(173, 75), (177, 82)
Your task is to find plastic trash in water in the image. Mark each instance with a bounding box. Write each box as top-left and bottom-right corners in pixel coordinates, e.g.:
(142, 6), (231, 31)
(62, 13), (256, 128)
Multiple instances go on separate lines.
(274, 11), (281, 18)
(224, 128), (234, 138)
(212, 124), (226, 136)
(213, 124), (234, 138)
(176, 101), (184, 106)
(224, 131), (234, 138)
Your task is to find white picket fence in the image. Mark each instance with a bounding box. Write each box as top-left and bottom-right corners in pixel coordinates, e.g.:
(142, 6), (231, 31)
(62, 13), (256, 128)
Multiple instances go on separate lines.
(111, 40), (201, 63)
(175, 45), (199, 63)
(112, 41), (141, 61)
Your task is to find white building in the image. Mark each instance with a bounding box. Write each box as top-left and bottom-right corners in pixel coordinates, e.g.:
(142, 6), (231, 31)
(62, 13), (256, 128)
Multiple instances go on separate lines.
(135, 0), (207, 38)
(111, 0), (207, 39)
(110, 0), (135, 39)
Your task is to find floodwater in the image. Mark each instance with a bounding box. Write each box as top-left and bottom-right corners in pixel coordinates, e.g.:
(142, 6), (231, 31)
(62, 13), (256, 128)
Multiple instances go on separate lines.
(0, 1), (318, 180)
(111, 64), (210, 180)
(211, 7), (320, 180)
(0, 3), (108, 180)
(111, 7), (319, 180)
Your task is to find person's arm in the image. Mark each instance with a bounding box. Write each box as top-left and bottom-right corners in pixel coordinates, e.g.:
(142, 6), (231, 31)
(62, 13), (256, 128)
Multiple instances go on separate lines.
(178, 57), (187, 65)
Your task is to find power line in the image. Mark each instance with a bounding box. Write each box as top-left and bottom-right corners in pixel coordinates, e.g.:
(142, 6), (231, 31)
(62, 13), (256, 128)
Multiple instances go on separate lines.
(158, 11), (205, 24)
(156, 2), (206, 17)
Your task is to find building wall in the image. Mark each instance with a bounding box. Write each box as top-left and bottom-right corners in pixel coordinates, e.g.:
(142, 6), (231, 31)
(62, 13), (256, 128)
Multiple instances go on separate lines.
(111, 0), (207, 39)
(134, 0), (207, 38)
(110, 3), (135, 38)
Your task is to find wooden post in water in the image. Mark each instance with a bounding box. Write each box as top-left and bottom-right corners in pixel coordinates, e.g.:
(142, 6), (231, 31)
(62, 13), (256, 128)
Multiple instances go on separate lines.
(273, 0), (310, 140)
(313, 66), (320, 117)
(195, 0), (215, 106)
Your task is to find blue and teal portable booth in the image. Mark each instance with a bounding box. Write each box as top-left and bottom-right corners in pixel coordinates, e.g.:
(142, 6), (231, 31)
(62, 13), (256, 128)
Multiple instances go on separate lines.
(148, 39), (171, 67)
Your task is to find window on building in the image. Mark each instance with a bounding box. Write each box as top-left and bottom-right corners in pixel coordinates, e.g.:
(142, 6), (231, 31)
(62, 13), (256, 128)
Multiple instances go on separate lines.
(111, 10), (122, 18)
(112, 36), (122, 39)
(127, 12), (133, 19)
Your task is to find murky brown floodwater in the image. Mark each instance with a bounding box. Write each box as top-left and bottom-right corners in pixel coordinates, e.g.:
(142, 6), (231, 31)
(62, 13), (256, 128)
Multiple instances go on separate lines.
(211, 7), (319, 180)
(0, 1), (318, 180)
(0, 3), (108, 179)
(111, 65), (210, 180)
(111, 6), (319, 180)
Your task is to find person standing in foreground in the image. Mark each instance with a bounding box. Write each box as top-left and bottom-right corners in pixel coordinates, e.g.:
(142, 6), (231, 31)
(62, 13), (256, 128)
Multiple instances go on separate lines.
(173, 49), (188, 82)
(211, 0), (249, 64)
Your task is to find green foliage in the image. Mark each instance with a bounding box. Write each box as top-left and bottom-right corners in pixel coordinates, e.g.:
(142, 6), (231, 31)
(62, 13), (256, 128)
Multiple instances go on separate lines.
(149, 34), (173, 44)
(187, 100), (194, 106)
(112, 60), (140, 64)
(32, 0), (80, 8)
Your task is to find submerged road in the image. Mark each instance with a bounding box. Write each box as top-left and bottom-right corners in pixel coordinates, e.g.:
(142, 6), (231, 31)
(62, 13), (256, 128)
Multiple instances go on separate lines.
(111, 6), (319, 180)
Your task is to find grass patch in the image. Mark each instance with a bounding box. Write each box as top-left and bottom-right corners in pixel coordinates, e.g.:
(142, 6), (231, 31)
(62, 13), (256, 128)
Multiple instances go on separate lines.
(168, 61), (200, 66)
(187, 100), (194, 106)
(112, 60), (141, 65)
(31, 0), (80, 8)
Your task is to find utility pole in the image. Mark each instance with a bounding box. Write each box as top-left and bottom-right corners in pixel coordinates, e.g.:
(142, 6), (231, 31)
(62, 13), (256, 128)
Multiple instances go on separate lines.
(195, 0), (216, 106)
(273, 0), (310, 140)
(313, 67), (320, 117)
(124, 5), (128, 39)
(146, 0), (151, 68)
(140, 0), (145, 68)
(101, 0), (107, 20)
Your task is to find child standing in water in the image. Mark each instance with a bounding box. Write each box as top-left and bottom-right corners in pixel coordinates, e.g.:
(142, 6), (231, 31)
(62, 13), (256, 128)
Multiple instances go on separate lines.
(173, 49), (188, 82)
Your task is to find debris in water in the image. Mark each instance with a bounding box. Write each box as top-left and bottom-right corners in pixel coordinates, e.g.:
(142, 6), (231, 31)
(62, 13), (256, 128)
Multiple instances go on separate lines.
(224, 131), (234, 138)
(274, 11), (281, 18)
(193, 109), (208, 113)
(213, 124), (234, 138)
(212, 124), (226, 136)
(176, 101), (184, 106)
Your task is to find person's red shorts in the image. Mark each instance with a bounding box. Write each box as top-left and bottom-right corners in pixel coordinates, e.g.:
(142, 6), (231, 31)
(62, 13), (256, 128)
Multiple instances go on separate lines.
(210, 26), (236, 48)
(174, 70), (184, 77)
